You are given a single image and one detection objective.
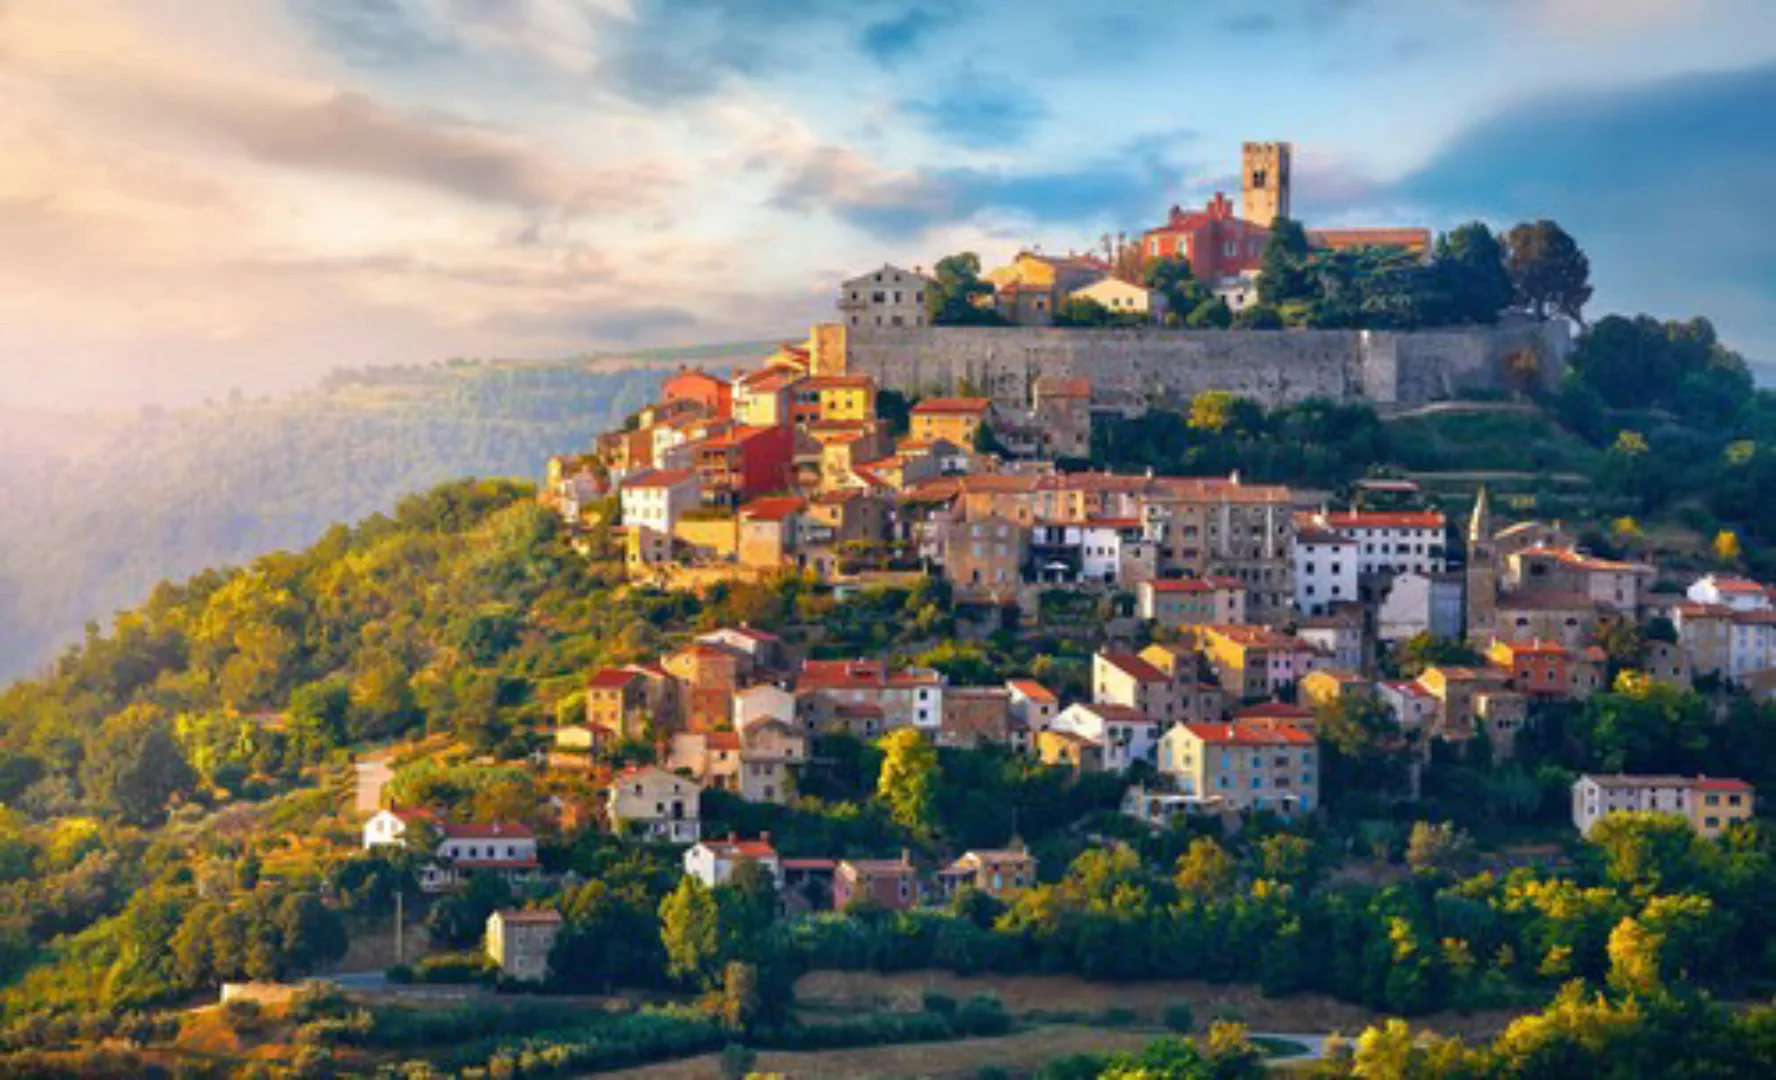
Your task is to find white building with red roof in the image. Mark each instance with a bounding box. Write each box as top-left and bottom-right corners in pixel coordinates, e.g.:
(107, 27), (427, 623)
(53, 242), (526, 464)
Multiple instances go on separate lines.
(619, 468), (701, 535)
(1051, 702), (1161, 772)
(684, 835), (782, 889)
(1687, 574), (1772, 613)
(1573, 774), (1756, 839)
(424, 823), (540, 892)
(1301, 509), (1447, 578)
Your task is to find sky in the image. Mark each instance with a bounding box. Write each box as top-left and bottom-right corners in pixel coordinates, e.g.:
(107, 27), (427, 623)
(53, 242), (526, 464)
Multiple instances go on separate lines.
(2, 0), (1774, 410)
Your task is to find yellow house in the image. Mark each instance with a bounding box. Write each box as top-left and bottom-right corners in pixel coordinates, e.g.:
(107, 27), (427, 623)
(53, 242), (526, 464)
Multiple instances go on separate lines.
(1299, 670), (1370, 709)
(804, 374), (877, 423)
(1036, 729), (1104, 772)
(910, 398), (992, 446)
(1692, 778), (1756, 837)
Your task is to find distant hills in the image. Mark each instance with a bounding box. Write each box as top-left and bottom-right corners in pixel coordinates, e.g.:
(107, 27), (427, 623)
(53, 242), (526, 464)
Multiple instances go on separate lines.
(0, 350), (775, 681)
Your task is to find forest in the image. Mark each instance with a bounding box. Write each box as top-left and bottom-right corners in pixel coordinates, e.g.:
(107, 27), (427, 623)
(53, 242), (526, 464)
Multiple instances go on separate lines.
(0, 361), (669, 681)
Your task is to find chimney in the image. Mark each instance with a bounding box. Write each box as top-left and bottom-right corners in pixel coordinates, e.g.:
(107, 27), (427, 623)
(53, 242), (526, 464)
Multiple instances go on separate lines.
(900, 847), (912, 867)
(761, 830), (772, 845)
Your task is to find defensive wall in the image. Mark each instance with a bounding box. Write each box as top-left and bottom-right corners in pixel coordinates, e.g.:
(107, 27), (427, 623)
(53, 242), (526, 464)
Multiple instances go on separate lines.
(843, 319), (1571, 411)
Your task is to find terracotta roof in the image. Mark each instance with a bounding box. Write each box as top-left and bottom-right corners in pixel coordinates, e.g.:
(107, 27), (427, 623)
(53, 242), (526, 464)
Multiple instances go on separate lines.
(1098, 652), (1170, 683)
(1181, 722), (1314, 746)
(441, 823), (535, 840)
(1322, 511), (1445, 530)
(452, 856), (540, 870)
(1307, 227), (1433, 251)
(841, 858), (913, 875)
(1699, 575), (1766, 594)
(1674, 603), (1734, 618)
(1514, 546), (1649, 573)
(706, 731), (742, 751)
(739, 368), (801, 391)
(588, 668), (639, 690)
(912, 397), (992, 415)
(701, 837), (778, 859)
(804, 375), (874, 390)
(1006, 679), (1058, 704)
(781, 858), (837, 871)
(1076, 702), (1151, 724)
(1033, 376), (1091, 398)
(1491, 639), (1571, 657)
(620, 468), (697, 490)
(1496, 592), (1597, 612)
(1206, 625), (1305, 649)
(740, 496), (806, 522)
(1380, 680), (1435, 699)
(1695, 777), (1755, 792)
(1146, 578), (1243, 594)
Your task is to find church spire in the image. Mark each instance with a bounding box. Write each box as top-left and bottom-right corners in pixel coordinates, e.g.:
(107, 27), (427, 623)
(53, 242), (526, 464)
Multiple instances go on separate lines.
(1468, 485), (1492, 546)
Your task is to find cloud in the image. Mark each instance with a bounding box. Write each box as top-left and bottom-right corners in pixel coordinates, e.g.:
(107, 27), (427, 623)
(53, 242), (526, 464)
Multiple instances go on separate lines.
(859, 8), (952, 65)
(1383, 61), (1776, 359)
(899, 73), (1049, 149)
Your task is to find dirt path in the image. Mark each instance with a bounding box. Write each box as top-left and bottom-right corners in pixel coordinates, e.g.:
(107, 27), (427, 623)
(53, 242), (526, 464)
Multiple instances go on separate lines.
(596, 1025), (1160, 1079)
(353, 751), (394, 817)
(794, 970), (1522, 1042)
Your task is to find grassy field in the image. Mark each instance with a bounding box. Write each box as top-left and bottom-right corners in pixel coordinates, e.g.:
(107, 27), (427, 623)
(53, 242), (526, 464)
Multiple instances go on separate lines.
(794, 970), (1523, 1041)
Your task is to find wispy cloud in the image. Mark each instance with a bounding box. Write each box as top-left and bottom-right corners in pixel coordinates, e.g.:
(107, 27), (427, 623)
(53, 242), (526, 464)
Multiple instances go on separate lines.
(899, 73), (1049, 149)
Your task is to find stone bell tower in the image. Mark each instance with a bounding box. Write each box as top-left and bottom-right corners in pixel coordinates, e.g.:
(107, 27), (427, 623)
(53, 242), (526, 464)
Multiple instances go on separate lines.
(1242, 141), (1292, 226)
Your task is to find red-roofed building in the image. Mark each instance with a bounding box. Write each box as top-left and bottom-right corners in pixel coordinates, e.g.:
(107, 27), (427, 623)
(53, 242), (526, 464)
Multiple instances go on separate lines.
(1308, 228), (1433, 257)
(1093, 650), (1189, 726)
(662, 367), (733, 420)
(1574, 774), (1755, 839)
(1052, 701), (1162, 771)
(422, 823), (540, 892)
(1142, 193), (1271, 281)
(1158, 721), (1318, 814)
(692, 423), (794, 509)
(1300, 509), (1447, 577)
(684, 834), (781, 888)
(834, 854), (917, 912)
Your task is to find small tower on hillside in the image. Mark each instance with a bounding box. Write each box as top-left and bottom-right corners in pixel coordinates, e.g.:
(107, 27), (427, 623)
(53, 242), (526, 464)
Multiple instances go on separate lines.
(1464, 486), (1497, 645)
(1242, 141), (1292, 226)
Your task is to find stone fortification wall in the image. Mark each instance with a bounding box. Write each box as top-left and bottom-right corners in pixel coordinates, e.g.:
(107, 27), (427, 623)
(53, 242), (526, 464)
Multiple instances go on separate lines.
(845, 321), (1569, 409)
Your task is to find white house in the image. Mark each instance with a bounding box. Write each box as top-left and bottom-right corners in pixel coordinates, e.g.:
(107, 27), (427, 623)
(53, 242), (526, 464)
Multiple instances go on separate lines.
(1065, 277), (1165, 321)
(1050, 702), (1161, 772)
(1686, 575), (1772, 613)
(1303, 510), (1447, 578)
(619, 469), (701, 535)
(607, 766), (703, 844)
(683, 836), (782, 889)
(1571, 774), (1755, 839)
(1729, 611), (1776, 678)
(423, 823), (540, 893)
(1292, 522), (1359, 617)
(1376, 571), (1464, 643)
(733, 684), (798, 733)
(363, 808), (433, 851)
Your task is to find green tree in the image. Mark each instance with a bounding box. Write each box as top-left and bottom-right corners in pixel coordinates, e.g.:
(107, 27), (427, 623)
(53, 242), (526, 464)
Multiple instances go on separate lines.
(926, 253), (1004, 326)
(1257, 218), (1314, 308)
(659, 875), (723, 987)
(1405, 821), (1474, 875)
(1174, 837), (1235, 901)
(877, 728), (940, 836)
(1435, 222), (1513, 324)
(1506, 220), (1592, 324)
(1231, 304), (1284, 329)
(1187, 391), (1239, 433)
(1184, 297), (1233, 329)
(79, 705), (198, 825)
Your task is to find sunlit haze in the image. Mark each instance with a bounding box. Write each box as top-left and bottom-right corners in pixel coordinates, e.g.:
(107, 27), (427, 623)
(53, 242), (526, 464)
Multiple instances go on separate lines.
(3, 0), (1774, 409)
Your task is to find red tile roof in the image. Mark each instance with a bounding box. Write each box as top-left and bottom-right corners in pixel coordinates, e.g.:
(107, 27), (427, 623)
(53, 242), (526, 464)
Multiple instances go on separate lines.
(912, 397), (992, 415)
(1182, 722), (1314, 746)
(1322, 511), (1445, 530)
(740, 496), (806, 522)
(1147, 578), (1242, 594)
(1694, 777), (1755, 793)
(702, 837), (778, 858)
(620, 468), (697, 490)
(1308, 227), (1433, 252)
(1235, 702), (1315, 721)
(1098, 652), (1170, 683)
(1006, 679), (1058, 704)
(588, 668), (639, 690)
(494, 908), (564, 925)
(1033, 376), (1091, 398)
(441, 823), (535, 840)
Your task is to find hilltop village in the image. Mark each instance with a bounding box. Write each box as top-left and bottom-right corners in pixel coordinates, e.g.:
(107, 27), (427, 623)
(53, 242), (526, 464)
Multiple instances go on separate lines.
(2, 143), (1773, 1078)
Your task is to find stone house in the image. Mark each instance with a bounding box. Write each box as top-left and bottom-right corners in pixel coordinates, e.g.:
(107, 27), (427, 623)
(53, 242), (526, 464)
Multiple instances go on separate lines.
(833, 855), (918, 912)
(485, 909), (562, 983)
(1157, 722), (1318, 815)
(606, 766), (702, 844)
(934, 847), (1038, 902)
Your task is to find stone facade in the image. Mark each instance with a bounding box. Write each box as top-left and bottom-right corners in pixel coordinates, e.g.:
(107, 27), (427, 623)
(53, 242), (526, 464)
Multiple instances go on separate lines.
(844, 321), (1569, 411)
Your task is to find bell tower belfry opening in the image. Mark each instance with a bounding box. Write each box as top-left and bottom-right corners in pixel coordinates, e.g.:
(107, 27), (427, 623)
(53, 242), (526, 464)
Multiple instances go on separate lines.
(1241, 141), (1292, 226)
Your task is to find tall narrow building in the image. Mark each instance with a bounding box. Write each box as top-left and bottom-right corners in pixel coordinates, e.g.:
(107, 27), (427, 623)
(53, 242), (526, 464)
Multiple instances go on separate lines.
(1464, 486), (1496, 644)
(1241, 141), (1292, 226)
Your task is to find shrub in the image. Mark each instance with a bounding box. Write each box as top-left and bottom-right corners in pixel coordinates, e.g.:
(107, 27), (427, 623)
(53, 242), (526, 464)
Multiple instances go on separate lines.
(288, 984), (350, 1023)
(1099, 1006), (1137, 1028)
(1162, 1003), (1195, 1033)
(413, 951), (495, 985)
(387, 964), (414, 984)
(957, 993), (1011, 1036)
(922, 991), (958, 1017)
